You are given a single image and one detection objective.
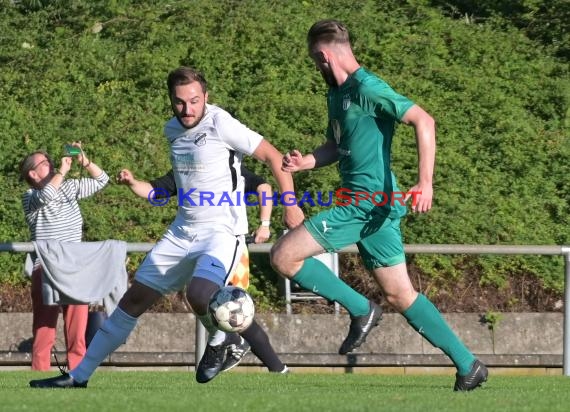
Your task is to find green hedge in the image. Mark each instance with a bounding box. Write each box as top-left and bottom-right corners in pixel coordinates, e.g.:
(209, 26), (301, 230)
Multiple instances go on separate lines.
(0, 0), (568, 303)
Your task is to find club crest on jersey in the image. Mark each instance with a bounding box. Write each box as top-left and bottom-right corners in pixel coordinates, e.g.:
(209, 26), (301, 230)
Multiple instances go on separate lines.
(193, 133), (207, 146)
(342, 94), (351, 110)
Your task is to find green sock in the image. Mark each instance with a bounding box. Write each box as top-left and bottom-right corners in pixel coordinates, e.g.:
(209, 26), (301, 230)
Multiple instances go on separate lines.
(292, 257), (369, 316)
(403, 294), (476, 375)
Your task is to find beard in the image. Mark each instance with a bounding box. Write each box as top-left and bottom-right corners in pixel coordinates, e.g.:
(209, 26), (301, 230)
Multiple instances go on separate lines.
(321, 69), (337, 87)
(176, 105), (206, 129)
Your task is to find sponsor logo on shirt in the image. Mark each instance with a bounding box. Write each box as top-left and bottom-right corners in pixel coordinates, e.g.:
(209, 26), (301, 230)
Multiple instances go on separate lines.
(342, 94), (351, 110)
(331, 119), (341, 144)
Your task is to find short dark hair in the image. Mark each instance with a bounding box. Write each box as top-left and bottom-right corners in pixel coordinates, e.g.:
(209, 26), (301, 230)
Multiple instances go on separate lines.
(167, 67), (208, 96)
(19, 151), (53, 185)
(307, 19), (350, 49)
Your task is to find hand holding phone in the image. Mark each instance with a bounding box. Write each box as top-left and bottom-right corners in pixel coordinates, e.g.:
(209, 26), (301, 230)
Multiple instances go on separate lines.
(64, 144), (82, 156)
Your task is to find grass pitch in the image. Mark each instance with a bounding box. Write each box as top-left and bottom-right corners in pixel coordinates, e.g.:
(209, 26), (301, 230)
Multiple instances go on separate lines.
(2, 370), (570, 412)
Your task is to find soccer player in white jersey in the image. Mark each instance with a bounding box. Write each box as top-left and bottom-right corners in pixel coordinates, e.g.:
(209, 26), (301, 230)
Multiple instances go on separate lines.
(29, 67), (304, 388)
(115, 165), (287, 375)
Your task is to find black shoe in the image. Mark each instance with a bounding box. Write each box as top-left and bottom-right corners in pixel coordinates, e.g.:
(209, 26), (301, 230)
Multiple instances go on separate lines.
(338, 301), (382, 355)
(196, 343), (227, 383)
(29, 373), (87, 389)
(454, 359), (488, 391)
(221, 337), (251, 372)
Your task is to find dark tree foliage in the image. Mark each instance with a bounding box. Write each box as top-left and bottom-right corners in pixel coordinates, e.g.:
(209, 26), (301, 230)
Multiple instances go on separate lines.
(429, 0), (570, 59)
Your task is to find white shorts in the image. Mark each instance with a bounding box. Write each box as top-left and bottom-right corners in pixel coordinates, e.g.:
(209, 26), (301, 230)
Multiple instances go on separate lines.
(135, 225), (246, 295)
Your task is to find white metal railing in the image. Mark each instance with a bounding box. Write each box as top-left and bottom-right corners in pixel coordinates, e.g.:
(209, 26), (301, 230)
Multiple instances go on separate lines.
(1, 242), (569, 374)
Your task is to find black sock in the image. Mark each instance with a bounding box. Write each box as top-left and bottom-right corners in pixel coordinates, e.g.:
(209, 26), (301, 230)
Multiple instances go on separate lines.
(224, 332), (241, 345)
(240, 320), (284, 372)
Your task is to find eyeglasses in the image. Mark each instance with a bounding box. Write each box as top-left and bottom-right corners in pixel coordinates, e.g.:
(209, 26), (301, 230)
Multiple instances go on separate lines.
(30, 158), (49, 170)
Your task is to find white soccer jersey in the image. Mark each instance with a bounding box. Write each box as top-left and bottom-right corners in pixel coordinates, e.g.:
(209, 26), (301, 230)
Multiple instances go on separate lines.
(164, 104), (263, 235)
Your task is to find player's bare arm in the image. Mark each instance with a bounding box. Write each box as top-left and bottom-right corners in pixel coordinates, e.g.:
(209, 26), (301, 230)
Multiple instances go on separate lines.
(401, 104), (435, 213)
(117, 169), (154, 199)
(254, 182), (273, 243)
(282, 140), (338, 172)
(252, 139), (305, 228)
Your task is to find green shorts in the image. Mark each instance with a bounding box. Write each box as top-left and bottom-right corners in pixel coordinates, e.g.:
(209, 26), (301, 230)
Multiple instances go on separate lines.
(304, 204), (405, 270)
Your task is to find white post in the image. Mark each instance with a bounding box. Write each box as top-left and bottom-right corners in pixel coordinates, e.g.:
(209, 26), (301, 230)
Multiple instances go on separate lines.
(563, 247), (570, 376)
(195, 319), (207, 367)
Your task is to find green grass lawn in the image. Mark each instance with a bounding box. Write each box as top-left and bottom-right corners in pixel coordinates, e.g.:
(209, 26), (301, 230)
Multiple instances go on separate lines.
(2, 371), (570, 412)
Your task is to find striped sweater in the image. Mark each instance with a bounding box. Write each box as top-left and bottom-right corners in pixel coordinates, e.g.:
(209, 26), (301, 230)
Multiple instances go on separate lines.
(22, 172), (109, 242)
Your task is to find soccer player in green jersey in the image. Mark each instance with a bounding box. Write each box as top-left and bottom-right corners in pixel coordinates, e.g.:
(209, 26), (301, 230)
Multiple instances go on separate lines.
(271, 19), (487, 391)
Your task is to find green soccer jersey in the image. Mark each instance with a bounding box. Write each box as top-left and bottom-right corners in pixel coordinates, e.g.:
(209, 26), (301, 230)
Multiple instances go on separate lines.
(326, 67), (414, 218)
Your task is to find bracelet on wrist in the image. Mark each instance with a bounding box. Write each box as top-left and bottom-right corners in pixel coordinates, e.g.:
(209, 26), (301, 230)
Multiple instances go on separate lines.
(261, 220), (271, 227)
(55, 171), (65, 178)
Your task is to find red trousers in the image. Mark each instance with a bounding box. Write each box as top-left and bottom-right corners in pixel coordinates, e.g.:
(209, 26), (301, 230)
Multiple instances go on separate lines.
(31, 267), (88, 371)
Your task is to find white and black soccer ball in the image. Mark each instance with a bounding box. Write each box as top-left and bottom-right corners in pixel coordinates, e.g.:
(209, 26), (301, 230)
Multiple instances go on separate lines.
(208, 286), (255, 333)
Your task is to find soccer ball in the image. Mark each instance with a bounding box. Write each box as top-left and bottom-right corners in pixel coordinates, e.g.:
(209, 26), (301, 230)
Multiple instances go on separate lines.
(208, 286), (255, 333)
